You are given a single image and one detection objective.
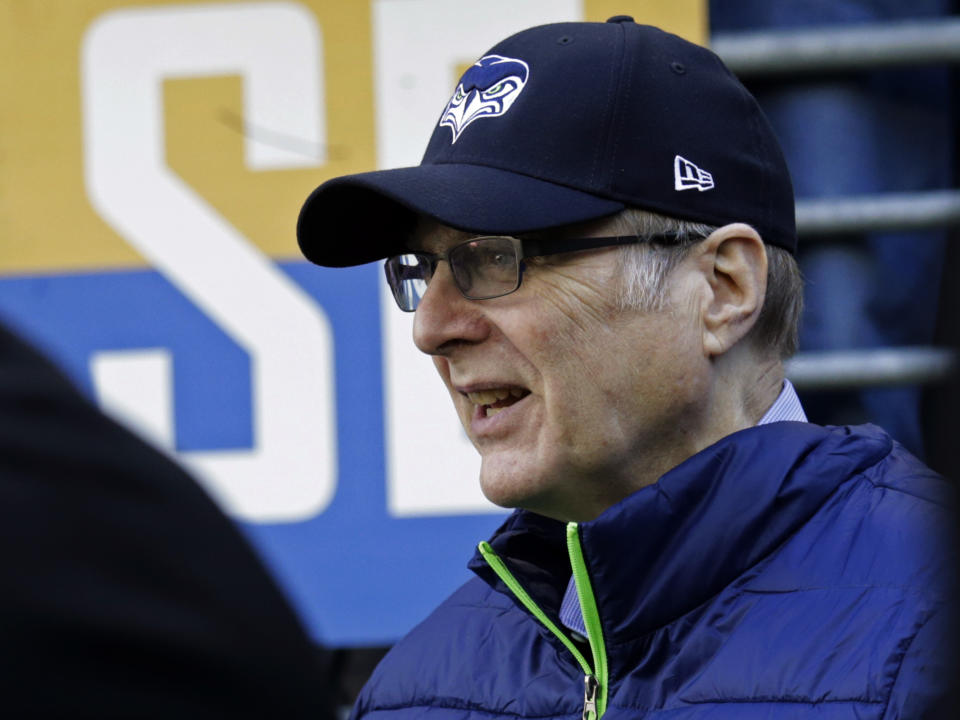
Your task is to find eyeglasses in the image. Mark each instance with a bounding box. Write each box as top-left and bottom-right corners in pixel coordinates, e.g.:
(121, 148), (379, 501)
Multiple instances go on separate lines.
(384, 234), (666, 312)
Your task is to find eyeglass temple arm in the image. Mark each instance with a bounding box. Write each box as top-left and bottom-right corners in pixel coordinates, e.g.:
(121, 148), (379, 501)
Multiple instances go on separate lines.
(520, 234), (643, 258)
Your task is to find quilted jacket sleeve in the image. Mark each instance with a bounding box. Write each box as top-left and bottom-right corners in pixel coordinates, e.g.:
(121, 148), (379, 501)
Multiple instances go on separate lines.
(883, 606), (954, 720)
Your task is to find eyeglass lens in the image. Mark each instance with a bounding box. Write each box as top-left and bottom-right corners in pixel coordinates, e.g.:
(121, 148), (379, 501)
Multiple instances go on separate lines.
(449, 237), (521, 300)
(385, 254), (431, 311)
(385, 237), (523, 311)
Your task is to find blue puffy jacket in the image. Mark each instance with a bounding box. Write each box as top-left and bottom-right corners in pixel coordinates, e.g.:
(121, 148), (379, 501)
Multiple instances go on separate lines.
(353, 423), (954, 719)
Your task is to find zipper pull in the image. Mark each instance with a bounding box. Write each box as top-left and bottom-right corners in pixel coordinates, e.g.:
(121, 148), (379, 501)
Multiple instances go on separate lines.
(582, 674), (599, 720)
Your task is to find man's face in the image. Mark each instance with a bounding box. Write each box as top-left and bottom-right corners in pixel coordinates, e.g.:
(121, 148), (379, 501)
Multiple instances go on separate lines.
(411, 221), (711, 522)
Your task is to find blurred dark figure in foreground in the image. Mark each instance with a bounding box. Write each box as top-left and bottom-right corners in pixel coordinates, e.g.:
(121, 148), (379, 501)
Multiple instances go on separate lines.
(0, 320), (335, 719)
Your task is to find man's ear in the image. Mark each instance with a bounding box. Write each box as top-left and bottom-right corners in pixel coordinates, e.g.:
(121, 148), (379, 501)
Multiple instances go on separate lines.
(696, 223), (767, 358)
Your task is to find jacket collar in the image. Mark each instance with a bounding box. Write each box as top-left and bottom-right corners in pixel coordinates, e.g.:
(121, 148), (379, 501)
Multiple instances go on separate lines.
(470, 423), (892, 644)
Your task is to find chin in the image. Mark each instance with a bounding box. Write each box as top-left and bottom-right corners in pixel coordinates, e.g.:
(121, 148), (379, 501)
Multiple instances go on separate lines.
(478, 478), (525, 512)
(478, 461), (539, 512)
(478, 461), (569, 519)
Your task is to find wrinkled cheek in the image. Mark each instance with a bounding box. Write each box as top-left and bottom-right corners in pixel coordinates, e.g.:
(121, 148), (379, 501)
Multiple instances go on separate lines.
(433, 356), (469, 420)
(433, 356), (451, 383)
(529, 320), (588, 362)
(430, 357), (464, 418)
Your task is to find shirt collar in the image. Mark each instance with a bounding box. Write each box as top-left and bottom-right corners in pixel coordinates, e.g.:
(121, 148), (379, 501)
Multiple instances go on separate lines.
(757, 379), (807, 425)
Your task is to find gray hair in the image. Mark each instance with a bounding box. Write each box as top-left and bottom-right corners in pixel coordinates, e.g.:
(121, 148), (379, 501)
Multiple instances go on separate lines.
(608, 208), (803, 359)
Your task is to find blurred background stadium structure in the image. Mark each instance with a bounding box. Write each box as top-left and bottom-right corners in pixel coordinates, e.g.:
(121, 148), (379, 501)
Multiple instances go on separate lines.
(0, 0), (956, 708)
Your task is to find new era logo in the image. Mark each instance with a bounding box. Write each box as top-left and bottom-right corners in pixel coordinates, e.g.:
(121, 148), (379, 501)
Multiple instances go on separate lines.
(674, 155), (714, 192)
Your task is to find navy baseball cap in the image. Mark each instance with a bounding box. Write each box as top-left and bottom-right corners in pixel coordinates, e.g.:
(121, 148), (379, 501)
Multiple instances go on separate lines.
(297, 16), (796, 267)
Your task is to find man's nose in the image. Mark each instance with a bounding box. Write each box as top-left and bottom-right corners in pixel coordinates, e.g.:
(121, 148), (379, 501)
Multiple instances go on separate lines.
(412, 262), (490, 355)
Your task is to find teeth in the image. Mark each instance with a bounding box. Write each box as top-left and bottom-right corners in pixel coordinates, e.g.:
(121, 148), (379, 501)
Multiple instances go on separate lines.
(466, 388), (512, 405)
(465, 387), (529, 416)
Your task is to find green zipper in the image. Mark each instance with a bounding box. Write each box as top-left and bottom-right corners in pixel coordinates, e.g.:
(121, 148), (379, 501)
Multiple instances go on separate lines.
(566, 522), (608, 719)
(477, 527), (608, 719)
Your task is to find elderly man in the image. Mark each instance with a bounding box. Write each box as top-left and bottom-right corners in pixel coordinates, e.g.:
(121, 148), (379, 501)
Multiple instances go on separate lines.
(297, 17), (953, 720)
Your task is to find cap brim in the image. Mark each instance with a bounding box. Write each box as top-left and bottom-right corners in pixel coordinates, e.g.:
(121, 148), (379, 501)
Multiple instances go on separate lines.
(296, 163), (625, 267)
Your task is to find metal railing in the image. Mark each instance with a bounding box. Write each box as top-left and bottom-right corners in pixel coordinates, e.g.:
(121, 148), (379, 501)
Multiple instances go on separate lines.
(787, 347), (956, 390)
(796, 190), (960, 237)
(713, 18), (960, 76)
(713, 19), (958, 389)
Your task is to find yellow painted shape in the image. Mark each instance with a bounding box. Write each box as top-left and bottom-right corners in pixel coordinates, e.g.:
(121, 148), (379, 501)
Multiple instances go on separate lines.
(0, 0), (707, 275)
(164, 3), (374, 261)
(0, 0), (373, 274)
(583, 0), (708, 46)
(0, 0), (142, 274)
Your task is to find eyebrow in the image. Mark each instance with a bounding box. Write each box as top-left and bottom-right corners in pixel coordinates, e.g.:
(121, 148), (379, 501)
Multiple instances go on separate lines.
(408, 226), (474, 255)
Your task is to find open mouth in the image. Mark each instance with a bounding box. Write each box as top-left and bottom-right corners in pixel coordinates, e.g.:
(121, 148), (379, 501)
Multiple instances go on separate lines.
(465, 388), (530, 418)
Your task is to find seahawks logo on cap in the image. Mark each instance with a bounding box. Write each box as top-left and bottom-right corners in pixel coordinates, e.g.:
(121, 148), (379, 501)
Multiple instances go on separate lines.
(439, 55), (529, 143)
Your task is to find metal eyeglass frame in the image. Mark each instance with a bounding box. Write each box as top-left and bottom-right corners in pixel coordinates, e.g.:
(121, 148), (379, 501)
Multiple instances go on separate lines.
(384, 234), (673, 312)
